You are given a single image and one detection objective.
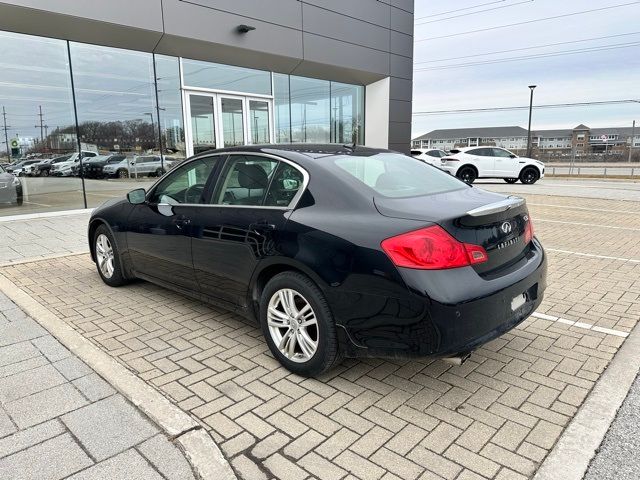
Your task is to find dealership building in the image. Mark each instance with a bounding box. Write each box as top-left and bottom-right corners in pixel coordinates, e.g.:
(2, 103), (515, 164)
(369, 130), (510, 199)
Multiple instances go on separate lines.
(0, 0), (414, 215)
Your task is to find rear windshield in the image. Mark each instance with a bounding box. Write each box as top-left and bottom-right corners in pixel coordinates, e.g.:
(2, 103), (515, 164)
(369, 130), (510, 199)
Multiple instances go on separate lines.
(332, 152), (467, 198)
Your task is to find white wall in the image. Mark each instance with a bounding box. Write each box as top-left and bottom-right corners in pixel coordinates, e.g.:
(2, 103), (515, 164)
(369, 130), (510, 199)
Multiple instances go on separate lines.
(365, 77), (390, 149)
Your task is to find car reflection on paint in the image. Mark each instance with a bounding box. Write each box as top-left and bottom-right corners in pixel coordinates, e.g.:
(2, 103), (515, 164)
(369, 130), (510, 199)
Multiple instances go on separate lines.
(87, 144), (547, 376)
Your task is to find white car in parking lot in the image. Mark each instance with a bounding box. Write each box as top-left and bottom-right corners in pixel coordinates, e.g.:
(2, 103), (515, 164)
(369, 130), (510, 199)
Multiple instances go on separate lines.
(102, 155), (179, 179)
(410, 148), (448, 166)
(50, 151), (99, 176)
(440, 146), (545, 184)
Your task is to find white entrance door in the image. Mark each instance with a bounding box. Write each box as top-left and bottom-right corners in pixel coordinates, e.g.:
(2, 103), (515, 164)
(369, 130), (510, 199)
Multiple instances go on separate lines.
(184, 91), (273, 157)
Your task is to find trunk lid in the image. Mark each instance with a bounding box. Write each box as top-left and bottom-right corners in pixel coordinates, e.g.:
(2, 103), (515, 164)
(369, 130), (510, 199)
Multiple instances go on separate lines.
(374, 188), (531, 274)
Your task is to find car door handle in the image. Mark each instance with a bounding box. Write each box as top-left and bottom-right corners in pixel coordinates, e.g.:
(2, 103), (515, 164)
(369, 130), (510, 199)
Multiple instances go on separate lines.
(250, 221), (276, 232)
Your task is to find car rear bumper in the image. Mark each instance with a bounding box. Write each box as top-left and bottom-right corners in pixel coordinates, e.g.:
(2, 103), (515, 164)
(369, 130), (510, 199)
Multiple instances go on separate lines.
(337, 239), (547, 359)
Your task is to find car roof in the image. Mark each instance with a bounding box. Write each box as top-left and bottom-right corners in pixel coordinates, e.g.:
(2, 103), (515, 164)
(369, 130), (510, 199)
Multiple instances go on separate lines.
(192, 143), (392, 161)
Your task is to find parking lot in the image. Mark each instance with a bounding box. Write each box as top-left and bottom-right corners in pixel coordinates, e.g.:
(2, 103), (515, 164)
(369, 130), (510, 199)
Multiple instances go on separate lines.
(1, 178), (639, 480)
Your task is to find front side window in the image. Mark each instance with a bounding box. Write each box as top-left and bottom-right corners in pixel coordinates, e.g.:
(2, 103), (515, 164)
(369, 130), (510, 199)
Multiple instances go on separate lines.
(213, 156), (278, 206)
(150, 157), (217, 205)
(492, 148), (513, 158)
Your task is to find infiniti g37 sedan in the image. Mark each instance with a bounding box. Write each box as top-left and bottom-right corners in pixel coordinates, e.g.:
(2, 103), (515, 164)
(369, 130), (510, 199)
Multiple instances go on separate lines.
(88, 145), (547, 376)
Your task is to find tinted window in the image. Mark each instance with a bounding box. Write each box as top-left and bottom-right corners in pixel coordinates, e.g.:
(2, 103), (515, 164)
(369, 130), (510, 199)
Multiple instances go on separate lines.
(426, 151), (441, 157)
(470, 148), (493, 156)
(213, 156), (278, 206)
(333, 153), (466, 198)
(150, 157), (217, 204)
(264, 162), (304, 207)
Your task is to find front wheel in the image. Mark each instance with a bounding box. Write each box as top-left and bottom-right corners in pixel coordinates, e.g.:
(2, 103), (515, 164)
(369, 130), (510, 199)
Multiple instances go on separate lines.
(456, 166), (477, 184)
(40, 170), (49, 177)
(117, 169), (129, 179)
(260, 272), (340, 376)
(504, 178), (518, 184)
(519, 167), (540, 185)
(93, 225), (129, 287)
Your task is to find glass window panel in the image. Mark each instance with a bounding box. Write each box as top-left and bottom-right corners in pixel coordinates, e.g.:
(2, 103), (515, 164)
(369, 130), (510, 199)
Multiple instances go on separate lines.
(273, 73), (291, 143)
(213, 155), (278, 206)
(249, 100), (270, 144)
(264, 162), (304, 207)
(69, 42), (160, 205)
(221, 98), (245, 147)
(330, 82), (364, 145)
(155, 55), (185, 162)
(182, 58), (271, 95)
(0, 31), (82, 215)
(290, 76), (330, 143)
(150, 157), (217, 204)
(190, 95), (216, 154)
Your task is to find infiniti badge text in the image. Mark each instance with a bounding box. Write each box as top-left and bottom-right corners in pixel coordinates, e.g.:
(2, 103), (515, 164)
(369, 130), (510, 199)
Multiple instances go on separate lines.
(497, 236), (520, 250)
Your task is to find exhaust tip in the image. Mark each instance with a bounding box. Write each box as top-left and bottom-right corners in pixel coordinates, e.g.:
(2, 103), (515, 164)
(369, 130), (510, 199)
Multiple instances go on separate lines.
(441, 352), (472, 366)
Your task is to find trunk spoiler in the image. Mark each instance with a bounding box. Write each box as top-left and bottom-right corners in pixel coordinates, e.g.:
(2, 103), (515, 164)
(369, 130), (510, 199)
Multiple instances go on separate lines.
(466, 196), (525, 217)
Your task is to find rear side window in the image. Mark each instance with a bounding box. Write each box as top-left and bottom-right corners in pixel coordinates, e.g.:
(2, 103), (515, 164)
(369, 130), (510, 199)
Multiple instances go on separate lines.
(333, 153), (466, 198)
(213, 155), (278, 206)
(426, 151), (441, 157)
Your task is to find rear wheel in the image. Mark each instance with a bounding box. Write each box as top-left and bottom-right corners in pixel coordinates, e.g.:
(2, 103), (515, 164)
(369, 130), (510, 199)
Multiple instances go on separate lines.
(519, 167), (540, 185)
(40, 169), (48, 177)
(504, 178), (518, 184)
(260, 272), (340, 376)
(93, 225), (129, 287)
(457, 166), (477, 184)
(155, 168), (165, 177)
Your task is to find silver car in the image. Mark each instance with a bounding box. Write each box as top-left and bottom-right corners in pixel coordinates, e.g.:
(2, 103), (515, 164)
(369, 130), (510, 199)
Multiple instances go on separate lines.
(102, 155), (178, 178)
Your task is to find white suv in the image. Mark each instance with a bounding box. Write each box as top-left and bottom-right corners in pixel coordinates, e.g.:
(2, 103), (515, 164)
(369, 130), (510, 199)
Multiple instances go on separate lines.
(410, 148), (447, 167)
(102, 155), (179, 179)
(50, 151), (99, 176)
(440, 147), (545, 184)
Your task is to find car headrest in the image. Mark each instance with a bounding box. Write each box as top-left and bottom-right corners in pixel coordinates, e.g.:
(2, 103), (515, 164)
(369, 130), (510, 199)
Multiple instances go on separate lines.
(237, 163), (268, 189)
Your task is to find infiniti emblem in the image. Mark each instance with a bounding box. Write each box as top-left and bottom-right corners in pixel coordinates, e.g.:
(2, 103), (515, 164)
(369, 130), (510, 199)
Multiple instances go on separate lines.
(501, 221), (512, 234)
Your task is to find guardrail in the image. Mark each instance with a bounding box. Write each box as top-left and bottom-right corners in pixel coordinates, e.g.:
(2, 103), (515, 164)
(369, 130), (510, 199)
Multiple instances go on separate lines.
(546, 166), (638, 178)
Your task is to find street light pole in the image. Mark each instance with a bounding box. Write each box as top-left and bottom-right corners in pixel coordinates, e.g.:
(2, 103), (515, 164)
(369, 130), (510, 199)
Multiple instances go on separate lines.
(526, 85), (536, 158)
(629, 120), (636, 163)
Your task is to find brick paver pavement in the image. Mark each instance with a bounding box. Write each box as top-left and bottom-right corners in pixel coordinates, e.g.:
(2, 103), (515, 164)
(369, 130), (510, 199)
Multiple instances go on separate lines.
(1, 190), (638, 480)
(0, 292), (196, 480)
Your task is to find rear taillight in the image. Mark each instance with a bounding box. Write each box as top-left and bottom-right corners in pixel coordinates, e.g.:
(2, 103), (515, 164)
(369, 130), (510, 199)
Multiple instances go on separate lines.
(524, 215), (534, 244)
(381, 225), (488, 270)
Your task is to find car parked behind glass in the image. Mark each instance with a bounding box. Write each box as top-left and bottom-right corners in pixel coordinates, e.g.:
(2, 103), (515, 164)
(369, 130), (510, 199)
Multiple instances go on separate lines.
(6, 159), (40, 176)
(50, 151), (99, 177)
(88, 144), (547, 377)
(0, 164), (22, 205)
(81, 155), (127, 179)
(102, 155), (178, 179)
(32, 154), (73, 177)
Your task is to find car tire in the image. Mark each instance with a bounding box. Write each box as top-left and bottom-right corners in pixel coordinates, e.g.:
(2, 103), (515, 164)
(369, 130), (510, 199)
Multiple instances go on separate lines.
(40, 170), (48, 177)
(259, 272), (340, 377)
(18, 172), (25, 177)
(504, 178), (518, 184)
(155, 168), (165, 177)
(456, 166), (477, 184)
(117, 169), (128, 179)
(93, 224), (129, 287)
(519, 167), (540, 185)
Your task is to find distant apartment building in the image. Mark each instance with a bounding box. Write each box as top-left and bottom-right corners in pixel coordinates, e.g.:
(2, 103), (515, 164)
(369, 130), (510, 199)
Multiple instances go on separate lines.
(412, 124), (640, 157)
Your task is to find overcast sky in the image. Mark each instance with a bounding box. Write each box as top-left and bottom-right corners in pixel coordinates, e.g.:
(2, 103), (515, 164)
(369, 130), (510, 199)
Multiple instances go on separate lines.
(411, 0), (640, 137)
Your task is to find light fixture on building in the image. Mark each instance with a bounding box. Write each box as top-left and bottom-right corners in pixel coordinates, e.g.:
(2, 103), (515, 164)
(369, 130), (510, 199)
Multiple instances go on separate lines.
(237, 24), (256, 34)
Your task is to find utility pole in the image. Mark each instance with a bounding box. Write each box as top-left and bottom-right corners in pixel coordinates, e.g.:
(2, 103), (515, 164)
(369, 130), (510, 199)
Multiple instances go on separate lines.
(526, 85), (536, 158)
(1, 106), (10, 160)
(35, 105), (45, 144)
(630, 120), (636, 163)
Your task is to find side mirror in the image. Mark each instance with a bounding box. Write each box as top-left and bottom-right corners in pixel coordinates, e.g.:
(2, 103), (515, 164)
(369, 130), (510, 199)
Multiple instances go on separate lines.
(127, 188), (146, 204)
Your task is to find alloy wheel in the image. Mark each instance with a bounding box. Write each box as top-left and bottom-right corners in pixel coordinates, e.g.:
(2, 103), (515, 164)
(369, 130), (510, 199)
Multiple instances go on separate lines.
(95, 234), (115, 279)
(267, 288), (318, 363)
(521, 168), (538, 184)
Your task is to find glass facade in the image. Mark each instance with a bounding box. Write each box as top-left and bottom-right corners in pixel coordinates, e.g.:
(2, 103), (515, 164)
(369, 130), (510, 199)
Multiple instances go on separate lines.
(0, 30), (365, 217)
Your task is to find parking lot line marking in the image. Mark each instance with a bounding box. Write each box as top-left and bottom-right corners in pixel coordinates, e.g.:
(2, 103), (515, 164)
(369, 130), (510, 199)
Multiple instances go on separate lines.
(24, 201), (52, 207)
(545, 248), (640, 264)
(528, 203), (639, 215)
(536, 218), (640, 232)
(531, 312), (629, 338)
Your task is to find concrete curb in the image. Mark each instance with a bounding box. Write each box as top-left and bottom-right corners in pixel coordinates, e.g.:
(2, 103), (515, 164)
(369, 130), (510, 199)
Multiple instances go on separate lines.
(0, 272), (237, 480)
(533, 320), (640, 480)
(0, 250), (89, 268)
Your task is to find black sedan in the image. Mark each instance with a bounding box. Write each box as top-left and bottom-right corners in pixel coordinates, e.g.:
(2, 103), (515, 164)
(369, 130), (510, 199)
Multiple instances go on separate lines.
(88, 145), (546, 376)
(0, 164), (22, 205)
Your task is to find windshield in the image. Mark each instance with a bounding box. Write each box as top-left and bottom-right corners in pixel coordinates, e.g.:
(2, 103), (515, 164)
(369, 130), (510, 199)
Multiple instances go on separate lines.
(332, 152), (467, 198)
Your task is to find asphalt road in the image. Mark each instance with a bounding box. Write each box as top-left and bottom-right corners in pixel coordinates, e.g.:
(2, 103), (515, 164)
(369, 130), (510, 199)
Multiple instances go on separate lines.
(584, 371), (640, 480)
